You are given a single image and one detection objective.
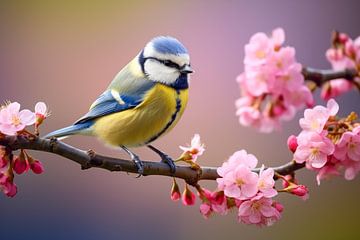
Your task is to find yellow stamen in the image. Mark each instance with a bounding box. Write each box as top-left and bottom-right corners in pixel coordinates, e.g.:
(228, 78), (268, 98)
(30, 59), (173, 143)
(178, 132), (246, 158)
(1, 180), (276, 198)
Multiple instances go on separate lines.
(11, 115), (21, 126)
(256, 50), (266, 59)
(236, 178), (245, 186)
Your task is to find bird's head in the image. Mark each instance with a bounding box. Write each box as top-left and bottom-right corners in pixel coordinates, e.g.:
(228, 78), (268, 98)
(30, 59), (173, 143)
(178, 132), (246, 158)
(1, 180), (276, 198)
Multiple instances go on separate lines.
(139, 36), (193, 87)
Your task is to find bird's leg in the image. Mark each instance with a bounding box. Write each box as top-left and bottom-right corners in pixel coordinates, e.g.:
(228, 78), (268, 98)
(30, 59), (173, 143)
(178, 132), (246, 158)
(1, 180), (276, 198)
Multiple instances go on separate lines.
(147, 145), (176, 174)
(121, 146), (144, 176)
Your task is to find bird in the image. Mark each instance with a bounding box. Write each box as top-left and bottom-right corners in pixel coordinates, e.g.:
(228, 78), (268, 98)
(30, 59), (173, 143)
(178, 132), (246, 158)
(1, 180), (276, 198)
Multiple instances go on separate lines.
(44, 36), (193, 175)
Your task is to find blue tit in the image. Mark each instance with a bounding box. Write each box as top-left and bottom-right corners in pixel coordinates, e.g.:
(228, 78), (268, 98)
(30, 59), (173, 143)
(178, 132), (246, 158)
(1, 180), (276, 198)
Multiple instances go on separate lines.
(44, 36), (193, 174)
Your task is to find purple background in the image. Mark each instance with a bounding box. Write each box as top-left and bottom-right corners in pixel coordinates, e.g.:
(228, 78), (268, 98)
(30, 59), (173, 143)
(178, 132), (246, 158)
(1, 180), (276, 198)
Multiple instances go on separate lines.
(1, 1), (360, 239)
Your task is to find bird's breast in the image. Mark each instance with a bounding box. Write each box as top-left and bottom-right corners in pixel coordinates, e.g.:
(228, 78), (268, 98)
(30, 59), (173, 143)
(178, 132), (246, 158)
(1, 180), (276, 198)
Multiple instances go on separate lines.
(92, 84), (188, 147)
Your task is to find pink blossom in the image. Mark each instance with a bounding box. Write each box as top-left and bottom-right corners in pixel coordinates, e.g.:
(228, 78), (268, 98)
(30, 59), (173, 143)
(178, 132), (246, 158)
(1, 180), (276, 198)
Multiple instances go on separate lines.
(238, 194), (281, 226)
(179, 134), (205, 162)
(243, 67), (273, 96)
(236, 105), (261, 127)
(35, 102), (49, 126)
(236, 28), (313, 133)
(321, 80), (353, 100)
(257, 166), (277, 198)
(244, 32), (272, 66)
(271, 28), (285, 48)
(273, 202), (284, 213)
(315, 162), (341, 185)
(269, 47), (296, 74)
(294, 131), (335, 168)
(343, 160), (360, 180)
(218, 164), (259, 200)
(200, 203), (212, 219)
(0, 175), (18, 198)
(283, 86), (314, 108)
(299, 99), (338, 133)
(0, 102), (36, 136)
(208, 190), (228, 215)
(217, 150), (258, 178)
(334, 128), (360, 161)
(198, 189), (229, 218)
(322, 31), (360, 99)
(182, 184), (196, 206)
(3, 181), (18, 198)
(35, 102), (48, 118)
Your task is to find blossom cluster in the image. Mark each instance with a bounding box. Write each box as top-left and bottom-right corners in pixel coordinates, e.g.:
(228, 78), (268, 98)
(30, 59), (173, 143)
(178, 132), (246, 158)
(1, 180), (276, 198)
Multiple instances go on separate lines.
(170, 134), (205, 204)
(0, 101), (48, 197)
(236, 28), (313, 133)
(172, 135), (308, 226)
(292, 99), (360, 184)
(322, 32), (360, 100)
(216, 150), (282, 226)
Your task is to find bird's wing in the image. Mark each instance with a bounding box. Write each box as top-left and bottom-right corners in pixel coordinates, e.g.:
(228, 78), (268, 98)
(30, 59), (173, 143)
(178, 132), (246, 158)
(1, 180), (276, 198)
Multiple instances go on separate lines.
(74, 58), (155, 125)
(74, 88), (148, 124)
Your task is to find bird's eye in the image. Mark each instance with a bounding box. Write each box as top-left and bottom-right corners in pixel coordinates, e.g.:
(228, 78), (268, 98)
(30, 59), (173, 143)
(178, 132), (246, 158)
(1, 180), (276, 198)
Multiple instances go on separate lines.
(162, 60), (180, 69)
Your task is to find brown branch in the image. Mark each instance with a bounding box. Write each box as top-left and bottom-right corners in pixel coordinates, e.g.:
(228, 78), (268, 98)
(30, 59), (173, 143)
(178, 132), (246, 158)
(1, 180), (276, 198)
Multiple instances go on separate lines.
(0, 135), (305, 185)
(302, 67), (358, 87)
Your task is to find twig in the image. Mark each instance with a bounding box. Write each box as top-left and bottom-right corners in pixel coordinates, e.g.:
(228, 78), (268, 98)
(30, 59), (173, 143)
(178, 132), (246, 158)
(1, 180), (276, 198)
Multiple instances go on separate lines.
(302, 67), (358, 86)
(0, 135), (305, 186)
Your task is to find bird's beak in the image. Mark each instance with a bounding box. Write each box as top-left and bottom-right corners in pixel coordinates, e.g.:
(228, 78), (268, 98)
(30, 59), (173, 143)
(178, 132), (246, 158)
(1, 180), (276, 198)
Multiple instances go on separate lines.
(180, 65), (193, 74)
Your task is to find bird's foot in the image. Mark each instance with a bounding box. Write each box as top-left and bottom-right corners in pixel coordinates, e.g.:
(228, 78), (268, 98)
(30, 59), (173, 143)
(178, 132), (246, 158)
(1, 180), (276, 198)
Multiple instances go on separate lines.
(121, 146), (144, 177)
(147, 145), (176, 174)
(160, 154), (176, 174)
(132, 155), (144, 177)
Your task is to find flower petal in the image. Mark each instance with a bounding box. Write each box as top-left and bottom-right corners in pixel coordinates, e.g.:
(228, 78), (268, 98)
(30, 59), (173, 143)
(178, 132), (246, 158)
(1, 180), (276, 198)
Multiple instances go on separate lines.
(19, 110), (36, 126)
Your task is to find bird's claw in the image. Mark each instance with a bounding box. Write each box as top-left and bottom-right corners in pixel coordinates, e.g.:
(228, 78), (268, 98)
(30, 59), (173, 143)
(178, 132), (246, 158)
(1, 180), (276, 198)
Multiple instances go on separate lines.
(161, 154), (176, 174)
(133, 156), (145, 177)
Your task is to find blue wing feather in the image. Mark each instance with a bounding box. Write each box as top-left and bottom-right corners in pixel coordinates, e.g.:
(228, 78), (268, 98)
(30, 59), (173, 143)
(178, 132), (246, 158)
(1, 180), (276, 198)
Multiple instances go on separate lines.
(74, 90), (144, 124)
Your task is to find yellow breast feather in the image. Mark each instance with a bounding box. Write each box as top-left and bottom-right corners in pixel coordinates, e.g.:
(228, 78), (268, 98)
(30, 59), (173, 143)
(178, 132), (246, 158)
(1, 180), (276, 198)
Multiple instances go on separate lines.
(92, 84), (188, 147)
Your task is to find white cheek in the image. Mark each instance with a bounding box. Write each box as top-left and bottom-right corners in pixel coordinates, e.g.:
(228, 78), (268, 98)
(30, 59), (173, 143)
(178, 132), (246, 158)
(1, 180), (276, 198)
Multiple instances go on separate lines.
(144, 61), (180, 85)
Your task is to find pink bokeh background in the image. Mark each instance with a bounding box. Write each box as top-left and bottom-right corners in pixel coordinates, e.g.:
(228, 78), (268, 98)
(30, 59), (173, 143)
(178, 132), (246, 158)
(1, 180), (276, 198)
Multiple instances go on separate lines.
(1, 1), (360, 239)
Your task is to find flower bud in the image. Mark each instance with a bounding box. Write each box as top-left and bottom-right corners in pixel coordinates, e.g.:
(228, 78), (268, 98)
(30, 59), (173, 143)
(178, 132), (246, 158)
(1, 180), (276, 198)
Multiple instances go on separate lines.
(290, 184), (309, 197)
(182, 184), (196, 206)
(273, 202), (284, 213)
(199, 203), (212, 219)
(30, 160), (44, 174)
(0, 156), (8, 168)
(13, 151), (29, 175)
(4, 182), (17, 197)
(287, 135), (298, 153)
(170, 178), (181, 201)
(281, 175), (295, 188)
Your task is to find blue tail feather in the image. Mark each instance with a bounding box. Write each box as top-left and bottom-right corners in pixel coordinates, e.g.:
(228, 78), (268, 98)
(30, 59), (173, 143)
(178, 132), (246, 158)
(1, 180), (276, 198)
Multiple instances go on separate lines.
(43, 121), (93, 139)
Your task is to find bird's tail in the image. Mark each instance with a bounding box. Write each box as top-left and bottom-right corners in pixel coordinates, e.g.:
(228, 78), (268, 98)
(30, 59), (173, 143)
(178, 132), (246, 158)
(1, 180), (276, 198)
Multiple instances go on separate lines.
(43, 122), (93, 140)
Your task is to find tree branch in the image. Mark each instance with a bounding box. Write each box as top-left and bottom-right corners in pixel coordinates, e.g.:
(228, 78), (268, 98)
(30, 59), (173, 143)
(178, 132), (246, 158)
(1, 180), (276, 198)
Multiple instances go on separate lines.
(302, 67), (358, 86)
(0, 135), (305, 185)
(5, 67), (353, 185)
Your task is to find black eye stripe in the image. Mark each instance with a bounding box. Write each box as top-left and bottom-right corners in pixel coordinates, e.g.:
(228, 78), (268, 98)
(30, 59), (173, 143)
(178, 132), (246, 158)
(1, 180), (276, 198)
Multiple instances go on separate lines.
(145, 57), (180, 69)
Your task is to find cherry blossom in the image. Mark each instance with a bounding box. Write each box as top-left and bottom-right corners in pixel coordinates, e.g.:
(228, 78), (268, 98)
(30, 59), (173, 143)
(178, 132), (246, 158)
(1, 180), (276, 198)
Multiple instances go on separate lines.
(236, 28), (313, 132)
(179, 134), (205, 162)
(322, 32), (360, 99)
(238, 194), (281, 226)
(257, 166), (277, 198)
(0, 102), (36, 136)
(35, 101), (49, 127)
(299, 99), (338, 133)
(294, 131), (335, 168)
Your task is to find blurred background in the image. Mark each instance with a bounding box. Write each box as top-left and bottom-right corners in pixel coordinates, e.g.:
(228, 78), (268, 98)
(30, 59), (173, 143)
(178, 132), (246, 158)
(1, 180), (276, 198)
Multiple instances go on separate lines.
(1, 0), (360, 239)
